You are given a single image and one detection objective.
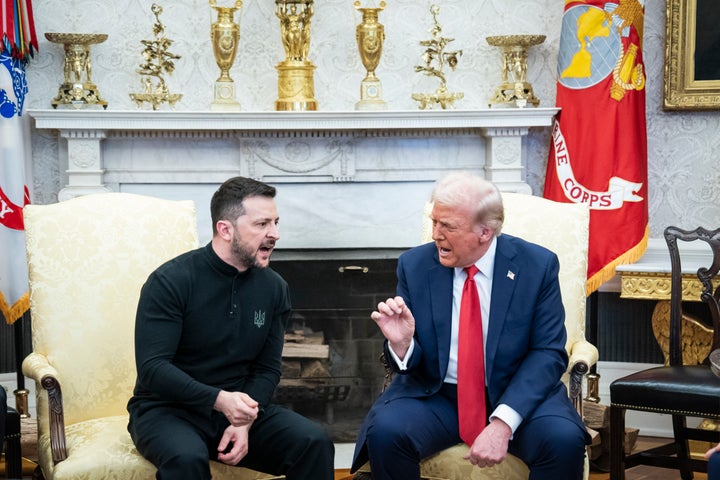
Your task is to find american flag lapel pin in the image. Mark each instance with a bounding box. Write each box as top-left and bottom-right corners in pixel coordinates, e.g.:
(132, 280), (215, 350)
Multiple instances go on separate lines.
(507, 270), (515, 280)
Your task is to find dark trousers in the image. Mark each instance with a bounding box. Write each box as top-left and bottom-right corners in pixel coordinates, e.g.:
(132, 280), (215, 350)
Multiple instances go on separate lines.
(358, 383), (586, 480)
(709, 451), (720, 480)
(0, 387), (5, 441)
(129, 403), (334, 480)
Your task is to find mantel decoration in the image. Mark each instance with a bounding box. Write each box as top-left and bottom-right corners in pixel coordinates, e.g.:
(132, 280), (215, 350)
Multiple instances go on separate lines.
(129, 4), (182, 110)
(486, 34), (545, 108)
(46, 32), (108, 109)
(411, 4), (463, 110)
(354, 0), (387, 110)
(275, 0), (318, 111)
(209, 0), (243, 110)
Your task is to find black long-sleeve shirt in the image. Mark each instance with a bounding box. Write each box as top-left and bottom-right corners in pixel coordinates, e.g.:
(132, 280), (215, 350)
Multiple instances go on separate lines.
(127, 243), (290, 420)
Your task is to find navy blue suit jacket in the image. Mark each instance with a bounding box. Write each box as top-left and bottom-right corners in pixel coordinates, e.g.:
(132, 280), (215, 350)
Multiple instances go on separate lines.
(352, 234), (586, 470)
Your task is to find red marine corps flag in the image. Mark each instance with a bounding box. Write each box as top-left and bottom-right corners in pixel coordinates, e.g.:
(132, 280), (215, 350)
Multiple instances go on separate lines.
(1, 0), (37, 324)
(544, 0), (648, 294)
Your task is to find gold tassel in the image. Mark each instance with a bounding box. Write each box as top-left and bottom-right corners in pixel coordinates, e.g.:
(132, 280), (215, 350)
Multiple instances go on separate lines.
(0, 291), (30, 325)
(585, 225), (649, 295)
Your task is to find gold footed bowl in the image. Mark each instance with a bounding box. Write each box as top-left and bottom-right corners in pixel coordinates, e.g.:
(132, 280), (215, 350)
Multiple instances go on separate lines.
(485, 34), (545, 48)
(45, 32), (108, 45)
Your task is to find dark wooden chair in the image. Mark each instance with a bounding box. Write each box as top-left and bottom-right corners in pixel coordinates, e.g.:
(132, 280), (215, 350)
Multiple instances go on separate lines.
(609, 226), (720, 480)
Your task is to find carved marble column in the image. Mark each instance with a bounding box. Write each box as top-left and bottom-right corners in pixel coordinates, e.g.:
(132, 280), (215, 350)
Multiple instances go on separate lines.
(59, 129), (111, 201)
(481, 127), (531, 194)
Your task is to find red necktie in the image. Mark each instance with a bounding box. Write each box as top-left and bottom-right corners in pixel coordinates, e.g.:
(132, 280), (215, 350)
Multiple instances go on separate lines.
(457, 264), (486, 445)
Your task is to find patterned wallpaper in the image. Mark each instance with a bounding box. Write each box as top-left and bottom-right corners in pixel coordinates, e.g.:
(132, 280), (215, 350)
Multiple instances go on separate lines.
(24, 0), (720, 236)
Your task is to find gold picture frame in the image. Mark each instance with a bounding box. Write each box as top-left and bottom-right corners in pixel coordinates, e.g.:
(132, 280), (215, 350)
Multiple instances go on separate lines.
(664, 0), (720, 110)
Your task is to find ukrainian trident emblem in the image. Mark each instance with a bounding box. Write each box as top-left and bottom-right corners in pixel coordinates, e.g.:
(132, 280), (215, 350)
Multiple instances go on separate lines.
(253, 310), (266, 328)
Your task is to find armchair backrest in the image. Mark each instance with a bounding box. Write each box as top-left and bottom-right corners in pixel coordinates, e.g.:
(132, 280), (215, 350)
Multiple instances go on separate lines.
(421, 192), (590, 355)
(24, 193), (199, 429)
(664, 225), (720, 366)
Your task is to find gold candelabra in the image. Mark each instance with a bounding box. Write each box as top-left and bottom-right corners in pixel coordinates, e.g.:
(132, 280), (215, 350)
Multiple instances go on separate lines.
(411, 5), (463, 110)
(487, 34), (545, 108)
(46, 32), (108, 109)
(129, 4), (183, 110)
(210, 0), (243, 110)
(275, 0), (317, 111)
(354, 0), (387, 110)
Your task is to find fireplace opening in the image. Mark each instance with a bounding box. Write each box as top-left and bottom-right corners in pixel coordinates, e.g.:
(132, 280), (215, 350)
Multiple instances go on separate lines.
(270, 255), (399, 442)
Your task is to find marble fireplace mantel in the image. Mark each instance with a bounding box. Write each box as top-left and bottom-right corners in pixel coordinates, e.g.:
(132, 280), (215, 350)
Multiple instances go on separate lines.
(29, 108), (558, 249)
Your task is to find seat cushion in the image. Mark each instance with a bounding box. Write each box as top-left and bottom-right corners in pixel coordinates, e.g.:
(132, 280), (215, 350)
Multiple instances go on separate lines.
(610, 365), (720, 417)
(420, 444), (529, 480)
(36, 415), (283, 480)
(355, 444), (530, 480)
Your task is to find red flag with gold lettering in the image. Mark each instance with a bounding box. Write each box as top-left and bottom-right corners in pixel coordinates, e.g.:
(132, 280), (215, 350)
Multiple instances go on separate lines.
(544, 0), (648, 294)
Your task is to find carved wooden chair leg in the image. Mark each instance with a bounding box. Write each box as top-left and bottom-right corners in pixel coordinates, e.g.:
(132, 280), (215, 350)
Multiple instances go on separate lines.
(609, 404), (626, 480)
(671, 414), (693, 480)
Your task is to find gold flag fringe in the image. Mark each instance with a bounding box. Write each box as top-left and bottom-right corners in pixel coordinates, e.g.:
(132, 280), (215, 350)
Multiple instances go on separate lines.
(585, 225), (649, 296)
(0, 290), (29, 324)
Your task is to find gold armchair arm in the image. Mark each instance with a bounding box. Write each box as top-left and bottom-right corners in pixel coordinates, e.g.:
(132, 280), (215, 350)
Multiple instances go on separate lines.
(22, 352), (69, 464)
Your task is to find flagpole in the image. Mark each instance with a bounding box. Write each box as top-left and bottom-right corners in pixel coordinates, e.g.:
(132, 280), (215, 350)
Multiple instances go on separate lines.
(13, 310), (29, 417)
(585, 291), (600, 403)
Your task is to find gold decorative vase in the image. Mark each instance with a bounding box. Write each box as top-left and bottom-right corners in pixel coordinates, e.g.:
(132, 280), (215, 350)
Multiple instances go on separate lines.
(486, 34), (545, 108)
(210, 0), (242, 111)
(46, 32), (108, 109)
(275, 0), (317, 111)
(354, 1), (386, 110)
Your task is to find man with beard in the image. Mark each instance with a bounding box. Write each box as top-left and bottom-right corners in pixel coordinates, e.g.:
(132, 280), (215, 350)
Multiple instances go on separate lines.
(127, 176), (334, 480)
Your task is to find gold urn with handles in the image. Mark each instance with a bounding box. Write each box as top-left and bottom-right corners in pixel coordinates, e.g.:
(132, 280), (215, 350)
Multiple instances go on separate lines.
(354, 0), (387, 110)
(210, 0), (242, 110)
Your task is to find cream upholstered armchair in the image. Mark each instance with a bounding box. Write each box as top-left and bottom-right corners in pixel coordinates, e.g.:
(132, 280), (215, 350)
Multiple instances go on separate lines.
(355, 192), (598, 480)
(22, 193), (282, 480)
